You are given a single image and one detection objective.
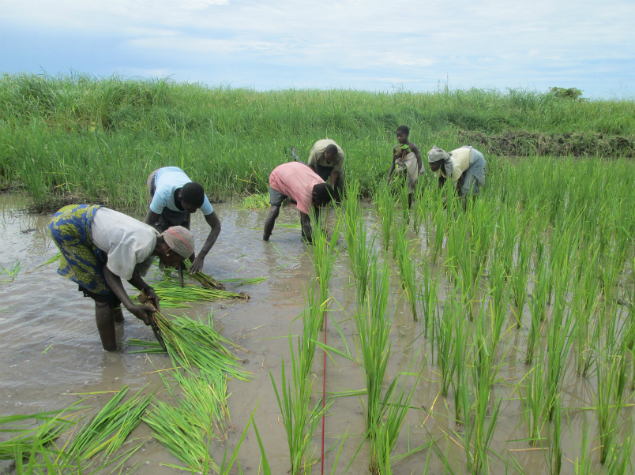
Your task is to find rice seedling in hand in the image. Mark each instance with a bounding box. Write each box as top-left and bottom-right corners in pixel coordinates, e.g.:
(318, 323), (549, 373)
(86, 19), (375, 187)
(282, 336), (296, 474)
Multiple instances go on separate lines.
(150, 310), (250, 381)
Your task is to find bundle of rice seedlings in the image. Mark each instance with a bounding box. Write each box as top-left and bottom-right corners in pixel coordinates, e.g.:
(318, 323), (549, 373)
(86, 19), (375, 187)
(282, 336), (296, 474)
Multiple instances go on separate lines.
(67, 385), (151, 460)
(219, 277), (266, 286)
(132, 306), (250, 382)
(144, 368), (230, 472)
(239, 193), (270, 210)
(182, 259), (225, 290)
(0, 410), (74, 460)
(149, 279), (248, 307)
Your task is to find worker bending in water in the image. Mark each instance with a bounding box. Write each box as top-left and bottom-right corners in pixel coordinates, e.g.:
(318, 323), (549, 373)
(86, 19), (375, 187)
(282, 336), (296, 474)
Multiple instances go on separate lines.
(145, 166), (221, 273)
(427, 145), (486, 197)
(49, 204), (195, 351)
(307, 139), (345, 200)
(387, 125), (423, 208)
(263, 162), (335, 243)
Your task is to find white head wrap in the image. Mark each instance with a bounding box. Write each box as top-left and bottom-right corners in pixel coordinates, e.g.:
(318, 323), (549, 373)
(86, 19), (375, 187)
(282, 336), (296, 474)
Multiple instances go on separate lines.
(427, 145), (451, 163)
(162, 226), (195, 258)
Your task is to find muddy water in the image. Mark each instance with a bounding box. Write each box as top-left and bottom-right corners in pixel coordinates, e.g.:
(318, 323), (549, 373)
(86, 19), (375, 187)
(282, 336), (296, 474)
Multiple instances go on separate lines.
(0, 195), (631, 474)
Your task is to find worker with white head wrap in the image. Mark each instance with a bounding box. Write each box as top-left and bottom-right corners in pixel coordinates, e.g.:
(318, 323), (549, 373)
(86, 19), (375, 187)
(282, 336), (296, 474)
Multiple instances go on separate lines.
(427, 145), (486, 197)
(49, 205), (195, 351)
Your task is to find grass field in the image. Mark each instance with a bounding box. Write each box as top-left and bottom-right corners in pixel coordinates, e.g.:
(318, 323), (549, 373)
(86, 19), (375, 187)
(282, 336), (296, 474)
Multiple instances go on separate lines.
(0, 73), (634, 210)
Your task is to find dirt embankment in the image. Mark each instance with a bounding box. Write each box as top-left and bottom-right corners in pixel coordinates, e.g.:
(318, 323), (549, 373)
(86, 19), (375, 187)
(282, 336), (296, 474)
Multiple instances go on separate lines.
(458, 131), (635, 157)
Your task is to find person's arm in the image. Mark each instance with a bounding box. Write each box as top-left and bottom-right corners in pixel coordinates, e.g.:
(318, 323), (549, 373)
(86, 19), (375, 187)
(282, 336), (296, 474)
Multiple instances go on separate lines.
(127, 271), (160, 311)
(438, 174), (447, 189)
(307, 150), (319, 172)
(411, 143), (423, 173)
(263, 205), (280, 241)
(144, 209), (163, 231)
(189, 211), (221, 273)
(387, 150), (398, 182)
(300, 212), (313, 243)
(102, 266), (155, 324)
(330, 171), (339, 187)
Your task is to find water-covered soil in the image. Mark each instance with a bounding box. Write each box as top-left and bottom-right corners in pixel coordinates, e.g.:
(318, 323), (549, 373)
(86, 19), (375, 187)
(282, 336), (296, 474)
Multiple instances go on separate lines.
(0, 194), (632, 474)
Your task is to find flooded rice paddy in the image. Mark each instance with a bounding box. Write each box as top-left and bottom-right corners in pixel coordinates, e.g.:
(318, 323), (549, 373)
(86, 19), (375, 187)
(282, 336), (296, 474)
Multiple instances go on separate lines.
(0, 194), (633, 474)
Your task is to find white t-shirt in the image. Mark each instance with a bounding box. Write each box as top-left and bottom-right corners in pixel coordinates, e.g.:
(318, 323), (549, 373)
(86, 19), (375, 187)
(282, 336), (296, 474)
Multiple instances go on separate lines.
(91, 208), (159, 280)
(150, 167), (214, 216)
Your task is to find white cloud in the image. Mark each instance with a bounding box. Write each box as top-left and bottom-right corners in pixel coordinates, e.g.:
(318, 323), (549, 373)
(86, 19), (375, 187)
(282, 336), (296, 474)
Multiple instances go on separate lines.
(2, 0), (633, 97)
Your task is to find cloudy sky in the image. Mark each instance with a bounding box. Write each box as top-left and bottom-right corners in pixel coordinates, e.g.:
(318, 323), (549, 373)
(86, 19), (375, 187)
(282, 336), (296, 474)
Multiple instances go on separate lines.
(2, 0), (634, 99)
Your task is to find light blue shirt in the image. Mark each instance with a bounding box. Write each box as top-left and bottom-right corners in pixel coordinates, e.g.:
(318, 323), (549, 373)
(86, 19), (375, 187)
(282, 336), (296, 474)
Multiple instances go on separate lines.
(149, 167), (214, 216)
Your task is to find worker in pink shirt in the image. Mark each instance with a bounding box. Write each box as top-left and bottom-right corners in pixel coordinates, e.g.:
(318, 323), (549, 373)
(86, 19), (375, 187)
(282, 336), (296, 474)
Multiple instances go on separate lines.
(263, 162), (335, 243)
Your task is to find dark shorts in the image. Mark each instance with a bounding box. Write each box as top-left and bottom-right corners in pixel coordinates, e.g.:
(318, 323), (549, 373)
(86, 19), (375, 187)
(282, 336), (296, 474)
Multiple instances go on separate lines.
(269, 187), (297, 207)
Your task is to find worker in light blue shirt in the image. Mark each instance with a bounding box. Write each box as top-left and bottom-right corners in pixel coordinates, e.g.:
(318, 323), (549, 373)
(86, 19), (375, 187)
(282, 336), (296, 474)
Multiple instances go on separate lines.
(145, 167), (221, 273)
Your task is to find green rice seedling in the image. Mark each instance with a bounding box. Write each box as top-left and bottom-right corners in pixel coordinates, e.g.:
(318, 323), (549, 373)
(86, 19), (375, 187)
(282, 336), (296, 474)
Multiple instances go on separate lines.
(594, 342), (628, 465)
(519, 349), (547, 446)
(488, 247), (510, 329)
(150, 311), (250, 381)
(150, 278), (247, 306)
(354, 259), (394, 439)
(28, 252), (61, 272)
(394, 219), (418, 320)
(375, 181), (394, 252)
(431, 198), (447, 261)
(369, 368), (422, 475)
(343, 179), (361, 264)
(0, 260), (21, 283)
(487, 256), (510, 357)
(603, 414), (635, 475)
(573, 415), (592, 475)
(0, 410), (75, 461)
(218, 276), (266, 286)
(399, 180), (410, 224)
(145, 368), (230, 472)
(454, 309), (502, 475)
(434, 294), (458, 398)
(269, 336), (331, 475)
(310, 207), (341, 306)
(348, 218), (376, 308)
(449, 302), (468, 424)
(545, 254), (575, 422)
(238, 192), (269, 209)
(182, 259), (225, 290)
(418, 258), (438, 338)
(571, 248), (601, 376)
(510, 233), (531, 328)
(298, 284), (328, 384)
(67, 385), (151, 460)
(547, 395), (563, 475)
(525, 252), (550, 365)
